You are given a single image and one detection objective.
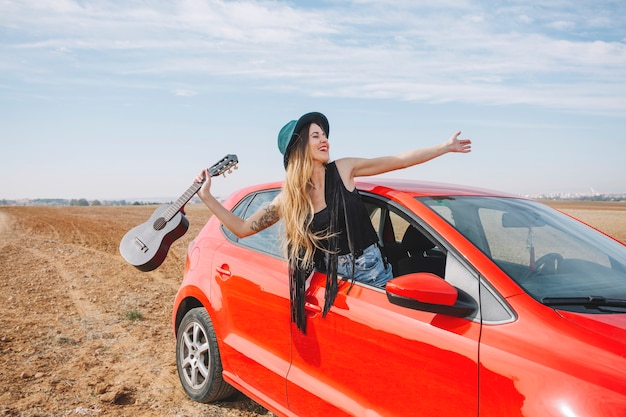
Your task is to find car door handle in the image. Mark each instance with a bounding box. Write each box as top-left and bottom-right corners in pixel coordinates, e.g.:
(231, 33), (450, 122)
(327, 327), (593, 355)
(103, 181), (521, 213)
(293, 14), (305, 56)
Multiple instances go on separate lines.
(216, 264), (232, 280)
(304, 301), (322, 314)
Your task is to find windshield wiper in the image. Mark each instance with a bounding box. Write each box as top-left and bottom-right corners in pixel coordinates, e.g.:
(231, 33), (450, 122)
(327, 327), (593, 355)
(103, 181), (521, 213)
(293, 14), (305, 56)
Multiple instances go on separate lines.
(542, 296), (626, 308)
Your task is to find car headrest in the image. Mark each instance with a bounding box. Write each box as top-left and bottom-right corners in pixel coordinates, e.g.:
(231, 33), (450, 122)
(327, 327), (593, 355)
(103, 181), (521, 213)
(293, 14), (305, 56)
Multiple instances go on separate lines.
(402, 227), (435, 254)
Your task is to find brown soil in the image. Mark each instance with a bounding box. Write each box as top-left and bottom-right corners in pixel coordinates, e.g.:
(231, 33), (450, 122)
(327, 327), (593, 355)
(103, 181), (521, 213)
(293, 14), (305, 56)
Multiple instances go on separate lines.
(0, 204), (272, 417)
(0, 201), (625, 416)
(538, 200), (626, 244)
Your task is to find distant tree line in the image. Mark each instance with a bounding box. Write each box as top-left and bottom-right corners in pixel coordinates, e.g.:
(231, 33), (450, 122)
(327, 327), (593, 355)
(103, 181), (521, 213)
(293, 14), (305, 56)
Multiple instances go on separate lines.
(5, 195), (623, 207)
(541, 195), (626, 202)
(0, 198), (171, 206)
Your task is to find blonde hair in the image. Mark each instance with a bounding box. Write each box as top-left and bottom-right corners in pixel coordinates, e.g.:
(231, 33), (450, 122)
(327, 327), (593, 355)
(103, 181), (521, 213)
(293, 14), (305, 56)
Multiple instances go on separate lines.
(280, 126), (329, 268)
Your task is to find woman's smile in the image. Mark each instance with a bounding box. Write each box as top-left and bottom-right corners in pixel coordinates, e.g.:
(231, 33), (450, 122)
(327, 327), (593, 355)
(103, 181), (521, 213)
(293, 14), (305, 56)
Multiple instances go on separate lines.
(309, 123), (329, 162)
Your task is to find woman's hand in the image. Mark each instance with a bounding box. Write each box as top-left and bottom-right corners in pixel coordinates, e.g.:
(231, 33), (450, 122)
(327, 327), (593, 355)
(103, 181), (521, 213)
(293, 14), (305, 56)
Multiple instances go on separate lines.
(195, 168), (212, 200)
(446, 131), (472, 153)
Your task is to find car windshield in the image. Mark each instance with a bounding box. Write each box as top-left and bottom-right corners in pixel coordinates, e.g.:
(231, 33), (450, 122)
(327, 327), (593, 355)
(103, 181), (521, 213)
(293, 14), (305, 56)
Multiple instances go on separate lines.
(419, 196), (626, 313)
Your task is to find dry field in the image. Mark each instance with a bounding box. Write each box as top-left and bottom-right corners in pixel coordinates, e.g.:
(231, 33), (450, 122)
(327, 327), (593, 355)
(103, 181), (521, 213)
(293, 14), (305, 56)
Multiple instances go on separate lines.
(0, 204), (271, 417)
(0, 201), (625, 416)
(538, 200), (626, 244)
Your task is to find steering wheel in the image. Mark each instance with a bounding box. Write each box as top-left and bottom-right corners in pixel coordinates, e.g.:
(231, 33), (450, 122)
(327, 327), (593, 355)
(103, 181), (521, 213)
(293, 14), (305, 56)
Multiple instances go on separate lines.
(521, 252), (563, 281)
(535, 252), (563, 275)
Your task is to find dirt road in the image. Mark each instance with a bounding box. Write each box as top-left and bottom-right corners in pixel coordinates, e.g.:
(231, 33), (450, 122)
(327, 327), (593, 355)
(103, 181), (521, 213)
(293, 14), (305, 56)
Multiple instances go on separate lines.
(0, 205), (271, 416)
(0, 201), (624, 416)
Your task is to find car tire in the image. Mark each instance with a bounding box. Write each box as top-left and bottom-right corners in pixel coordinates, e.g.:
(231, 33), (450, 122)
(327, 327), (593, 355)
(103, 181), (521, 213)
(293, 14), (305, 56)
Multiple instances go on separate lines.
(176, 307), (236, 403)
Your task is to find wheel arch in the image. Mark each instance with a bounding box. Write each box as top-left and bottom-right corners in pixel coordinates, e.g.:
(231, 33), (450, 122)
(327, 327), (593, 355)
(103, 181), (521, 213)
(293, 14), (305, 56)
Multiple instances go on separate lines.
(174, 297), (204, 336)
(172, 285), (212, 337)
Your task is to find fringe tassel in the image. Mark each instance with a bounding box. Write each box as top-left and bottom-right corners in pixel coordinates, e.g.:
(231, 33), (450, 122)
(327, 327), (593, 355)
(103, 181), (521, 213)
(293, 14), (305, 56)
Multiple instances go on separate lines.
(322, 182), (342, 317)
(289, 260), (309, 334)
(322, 251), (338, 317)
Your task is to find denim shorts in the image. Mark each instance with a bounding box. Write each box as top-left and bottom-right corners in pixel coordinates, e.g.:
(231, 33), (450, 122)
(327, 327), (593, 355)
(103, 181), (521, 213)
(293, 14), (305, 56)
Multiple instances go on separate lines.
(337, 243), (393, 287)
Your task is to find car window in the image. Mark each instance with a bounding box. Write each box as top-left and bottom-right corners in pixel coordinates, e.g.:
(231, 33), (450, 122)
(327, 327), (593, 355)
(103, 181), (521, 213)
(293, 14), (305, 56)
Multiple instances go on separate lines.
(420, 196), (626, 313)
(362, 193), (489, 320)
(222, 189), (283, 258)
(363, 196), (447, 279)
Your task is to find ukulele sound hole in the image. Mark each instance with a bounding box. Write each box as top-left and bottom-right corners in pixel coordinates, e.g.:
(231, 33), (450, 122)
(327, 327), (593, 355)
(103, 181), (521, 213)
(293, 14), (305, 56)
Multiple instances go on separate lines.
(153, 217), (167, 231)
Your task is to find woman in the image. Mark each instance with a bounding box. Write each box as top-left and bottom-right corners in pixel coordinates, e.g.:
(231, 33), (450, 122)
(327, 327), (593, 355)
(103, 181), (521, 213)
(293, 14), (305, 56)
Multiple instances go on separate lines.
(196, 112), (471, 332)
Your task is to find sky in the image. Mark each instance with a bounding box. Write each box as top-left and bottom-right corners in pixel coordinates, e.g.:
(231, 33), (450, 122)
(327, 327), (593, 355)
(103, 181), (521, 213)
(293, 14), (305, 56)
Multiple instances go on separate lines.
(1, 0), (625, 201)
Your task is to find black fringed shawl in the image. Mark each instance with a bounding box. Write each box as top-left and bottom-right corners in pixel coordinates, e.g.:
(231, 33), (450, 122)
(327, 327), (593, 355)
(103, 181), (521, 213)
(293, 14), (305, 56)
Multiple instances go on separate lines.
(289, 162), (378, 333)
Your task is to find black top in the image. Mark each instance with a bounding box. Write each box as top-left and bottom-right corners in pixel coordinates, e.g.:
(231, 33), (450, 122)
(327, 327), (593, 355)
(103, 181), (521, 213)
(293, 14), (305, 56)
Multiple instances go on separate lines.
(310, 162), (378, 257)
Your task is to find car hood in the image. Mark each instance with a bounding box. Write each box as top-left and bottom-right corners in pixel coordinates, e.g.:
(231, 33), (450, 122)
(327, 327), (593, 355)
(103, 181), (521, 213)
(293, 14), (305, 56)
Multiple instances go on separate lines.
(557, 310), (626, 346)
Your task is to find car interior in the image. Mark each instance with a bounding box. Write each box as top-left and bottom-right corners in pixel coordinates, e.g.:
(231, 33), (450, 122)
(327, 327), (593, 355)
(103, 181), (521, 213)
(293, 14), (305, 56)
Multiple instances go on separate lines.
(362, 196), (447, 280)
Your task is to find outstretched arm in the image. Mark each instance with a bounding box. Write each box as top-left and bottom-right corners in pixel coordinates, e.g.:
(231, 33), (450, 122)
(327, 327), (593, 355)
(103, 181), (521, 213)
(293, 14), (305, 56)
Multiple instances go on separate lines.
(196, 168), (281, 238)
(337, 131), (471, 187)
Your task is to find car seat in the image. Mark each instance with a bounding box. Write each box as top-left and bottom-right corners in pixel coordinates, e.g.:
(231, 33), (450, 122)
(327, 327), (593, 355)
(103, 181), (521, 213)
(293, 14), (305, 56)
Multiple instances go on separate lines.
(397, 227), (446, 277)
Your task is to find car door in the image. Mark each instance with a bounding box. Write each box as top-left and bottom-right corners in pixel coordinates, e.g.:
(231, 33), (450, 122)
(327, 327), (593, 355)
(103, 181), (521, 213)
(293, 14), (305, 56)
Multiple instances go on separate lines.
(286, 200), (481, 417)
(212, 189), (292, 408)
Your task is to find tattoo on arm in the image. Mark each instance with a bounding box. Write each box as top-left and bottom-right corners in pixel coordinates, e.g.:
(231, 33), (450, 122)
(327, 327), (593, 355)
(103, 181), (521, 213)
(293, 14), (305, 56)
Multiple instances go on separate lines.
(250, 204), (279, 232)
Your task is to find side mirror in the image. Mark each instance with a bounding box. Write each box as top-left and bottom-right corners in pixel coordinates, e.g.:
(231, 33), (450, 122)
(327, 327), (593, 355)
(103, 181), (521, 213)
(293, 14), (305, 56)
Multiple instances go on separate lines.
(386, 273), (476, 317)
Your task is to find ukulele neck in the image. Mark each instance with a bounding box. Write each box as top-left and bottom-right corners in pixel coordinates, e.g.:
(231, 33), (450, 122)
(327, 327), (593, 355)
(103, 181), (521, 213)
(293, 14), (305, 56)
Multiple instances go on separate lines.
(163, 182), (202, 221)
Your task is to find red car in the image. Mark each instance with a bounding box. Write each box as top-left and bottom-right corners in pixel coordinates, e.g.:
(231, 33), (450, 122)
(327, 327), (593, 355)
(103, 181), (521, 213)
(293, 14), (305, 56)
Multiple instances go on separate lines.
(172, 179), (626, 416)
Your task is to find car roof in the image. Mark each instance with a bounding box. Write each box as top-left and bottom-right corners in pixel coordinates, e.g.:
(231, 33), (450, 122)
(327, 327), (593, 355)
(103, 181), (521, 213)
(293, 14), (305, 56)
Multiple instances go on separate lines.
(355, 178), (521, 199)
(242, 178), (520, 199)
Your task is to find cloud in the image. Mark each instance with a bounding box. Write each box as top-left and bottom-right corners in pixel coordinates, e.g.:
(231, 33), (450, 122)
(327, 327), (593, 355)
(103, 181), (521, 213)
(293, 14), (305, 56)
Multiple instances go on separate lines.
(173, 89), (198, 97)
(1, 0), (625, 114)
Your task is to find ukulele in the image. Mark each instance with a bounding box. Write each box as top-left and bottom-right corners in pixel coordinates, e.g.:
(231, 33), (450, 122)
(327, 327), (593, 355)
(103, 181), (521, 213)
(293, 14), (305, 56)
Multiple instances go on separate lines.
(119, 154), (238, 272)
